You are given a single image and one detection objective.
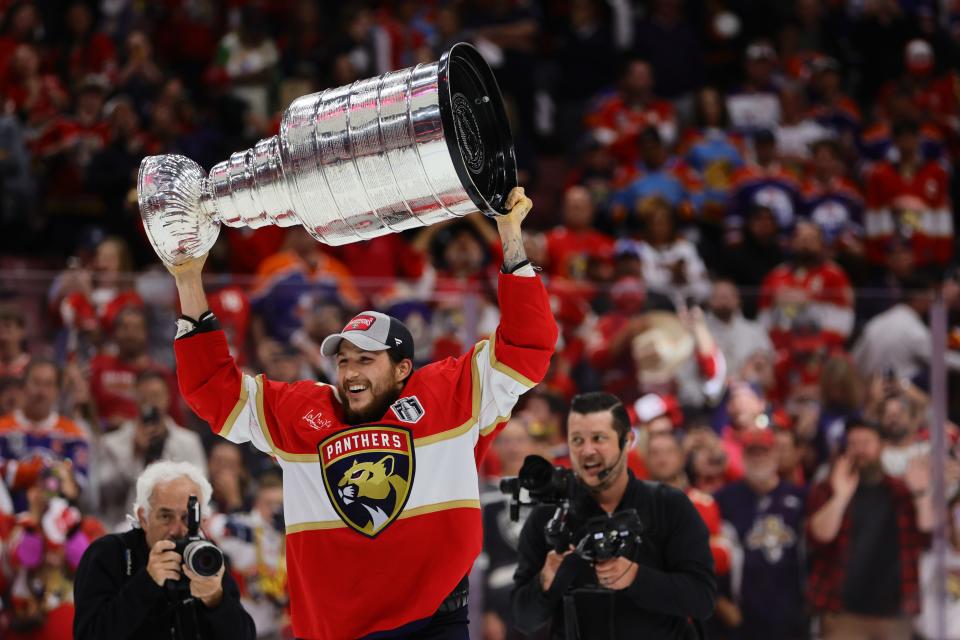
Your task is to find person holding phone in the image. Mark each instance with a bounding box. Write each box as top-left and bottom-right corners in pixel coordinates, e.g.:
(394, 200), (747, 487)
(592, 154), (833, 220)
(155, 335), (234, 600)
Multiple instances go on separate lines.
(97, 371), (207, 531)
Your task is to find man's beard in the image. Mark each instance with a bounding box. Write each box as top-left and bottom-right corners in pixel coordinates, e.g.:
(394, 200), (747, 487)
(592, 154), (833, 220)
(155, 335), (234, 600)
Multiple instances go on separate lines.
(793, 250), (819, 267)
(882, 424), (911, 443)
(852, 458), (884, 485)
(340, 383), (403, 426)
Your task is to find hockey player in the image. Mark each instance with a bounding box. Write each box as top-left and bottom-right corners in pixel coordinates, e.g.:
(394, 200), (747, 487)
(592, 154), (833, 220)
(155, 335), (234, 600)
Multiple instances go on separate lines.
(168, 187), (558, 639)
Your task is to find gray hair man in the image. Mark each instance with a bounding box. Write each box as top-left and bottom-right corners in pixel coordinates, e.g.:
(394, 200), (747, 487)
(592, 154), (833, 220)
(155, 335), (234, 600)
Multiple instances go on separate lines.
(73, 461), (256, 640)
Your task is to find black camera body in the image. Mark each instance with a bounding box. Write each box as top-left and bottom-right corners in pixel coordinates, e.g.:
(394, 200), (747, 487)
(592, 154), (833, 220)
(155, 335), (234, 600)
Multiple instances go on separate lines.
(165, 495), (225, 595)
(575, 510), (643, 562)
(500, 455), (643, 564)
(500, 455), (579, 550)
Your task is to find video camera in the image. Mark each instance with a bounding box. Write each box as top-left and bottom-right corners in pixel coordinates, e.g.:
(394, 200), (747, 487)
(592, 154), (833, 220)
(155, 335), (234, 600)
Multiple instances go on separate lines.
(165, 495), (225, 595)
(499, 455), (642, 564)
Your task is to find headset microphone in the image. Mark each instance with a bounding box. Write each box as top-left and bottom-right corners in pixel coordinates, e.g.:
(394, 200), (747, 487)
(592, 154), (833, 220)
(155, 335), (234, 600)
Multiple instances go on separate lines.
(596, 429), (629, 482)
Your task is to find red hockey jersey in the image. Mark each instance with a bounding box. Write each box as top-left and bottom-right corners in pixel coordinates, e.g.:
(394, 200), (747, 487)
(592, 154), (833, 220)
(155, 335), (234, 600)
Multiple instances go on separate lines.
(757, 261), (854, 349)
(864, 160), (952, 267)
(175, 272), (557, 639)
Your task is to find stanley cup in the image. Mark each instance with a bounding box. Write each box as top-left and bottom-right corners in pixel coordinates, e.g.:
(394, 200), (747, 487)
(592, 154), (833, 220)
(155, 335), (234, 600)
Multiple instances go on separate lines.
(137, 43), (517, 267)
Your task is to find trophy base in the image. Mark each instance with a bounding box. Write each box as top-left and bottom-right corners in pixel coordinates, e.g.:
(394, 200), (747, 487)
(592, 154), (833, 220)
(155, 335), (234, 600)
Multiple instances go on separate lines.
(438, 43), (517, 216)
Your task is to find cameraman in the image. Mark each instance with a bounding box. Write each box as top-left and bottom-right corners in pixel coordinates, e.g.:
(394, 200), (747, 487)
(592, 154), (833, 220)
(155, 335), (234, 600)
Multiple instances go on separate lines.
(512, 392), (716, 639)
(73, 461), (255, 640)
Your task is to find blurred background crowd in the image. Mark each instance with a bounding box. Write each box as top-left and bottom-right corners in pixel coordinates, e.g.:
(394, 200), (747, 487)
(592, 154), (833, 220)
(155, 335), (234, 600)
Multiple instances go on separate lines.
(1, 0), (960, 638)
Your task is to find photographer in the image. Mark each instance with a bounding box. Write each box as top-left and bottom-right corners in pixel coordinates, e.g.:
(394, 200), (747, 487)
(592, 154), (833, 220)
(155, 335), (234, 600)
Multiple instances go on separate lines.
(512, 392), (715, 639)
(73, 461), (255, 640)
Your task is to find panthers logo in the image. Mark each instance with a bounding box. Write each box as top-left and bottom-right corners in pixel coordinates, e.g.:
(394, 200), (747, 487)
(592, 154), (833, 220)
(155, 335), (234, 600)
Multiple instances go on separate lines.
(746, 514), (797, 564)
(319, 426), (415, 537)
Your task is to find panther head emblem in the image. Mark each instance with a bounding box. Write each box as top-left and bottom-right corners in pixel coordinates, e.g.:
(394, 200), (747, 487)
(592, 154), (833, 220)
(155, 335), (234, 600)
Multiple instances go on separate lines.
(320, 426), (415, 537)
(338, 456), (410, 534)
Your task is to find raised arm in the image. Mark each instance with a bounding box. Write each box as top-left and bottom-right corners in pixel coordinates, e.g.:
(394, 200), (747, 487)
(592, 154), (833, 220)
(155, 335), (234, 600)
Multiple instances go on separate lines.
(166, 253), (278, 457)
(497, 187), (533, 272)
(465, 188), (558, 463)
(168, 254), (210, 320)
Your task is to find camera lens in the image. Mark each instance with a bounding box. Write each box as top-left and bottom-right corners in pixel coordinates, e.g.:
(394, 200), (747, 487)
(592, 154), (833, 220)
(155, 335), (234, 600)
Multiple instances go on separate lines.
(518, 456), (555, 492)
(183, 541), (224, 577)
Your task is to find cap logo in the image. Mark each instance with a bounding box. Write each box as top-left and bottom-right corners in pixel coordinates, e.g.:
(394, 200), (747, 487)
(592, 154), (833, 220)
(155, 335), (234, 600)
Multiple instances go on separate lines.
(345, 314), (376, 332)
(394, 338), (402, 346)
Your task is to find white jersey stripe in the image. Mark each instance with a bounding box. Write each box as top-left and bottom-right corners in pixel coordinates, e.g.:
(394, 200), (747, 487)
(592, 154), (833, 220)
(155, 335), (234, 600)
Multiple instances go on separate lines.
(286, 499), (481, 535)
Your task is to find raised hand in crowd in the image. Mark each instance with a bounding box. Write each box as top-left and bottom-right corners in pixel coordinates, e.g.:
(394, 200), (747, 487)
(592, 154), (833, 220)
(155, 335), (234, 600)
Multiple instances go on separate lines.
(830, 454), (860, 501)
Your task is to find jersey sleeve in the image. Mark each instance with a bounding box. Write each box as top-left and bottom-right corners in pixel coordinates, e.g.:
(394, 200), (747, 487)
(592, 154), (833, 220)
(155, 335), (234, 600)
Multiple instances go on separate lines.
(174, 328), (277, 456)
(471, 272), (558, 462)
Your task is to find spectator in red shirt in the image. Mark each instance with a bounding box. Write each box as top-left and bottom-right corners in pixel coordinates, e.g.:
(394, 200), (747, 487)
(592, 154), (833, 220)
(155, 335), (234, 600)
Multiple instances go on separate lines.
(88, 306), (177, 432)
(878, 39), (959, 157)
(54, 235), (143, 350)
(0, 2), (45, 77)
(57, 3), (116, 84)
(758, 221), (854, 351)
(1, 43), (68, 129)
(806, 418), (932, 639)
(864, 119), (953, 268)
(585, 58), (677, 167)
(585, 274), (652, 403)
(544, 185), (614, 280)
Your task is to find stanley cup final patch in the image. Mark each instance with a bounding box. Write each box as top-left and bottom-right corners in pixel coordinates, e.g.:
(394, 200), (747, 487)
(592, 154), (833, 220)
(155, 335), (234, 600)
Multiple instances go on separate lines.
(319, 426), (415, 538)
(391, 396), (425, 424)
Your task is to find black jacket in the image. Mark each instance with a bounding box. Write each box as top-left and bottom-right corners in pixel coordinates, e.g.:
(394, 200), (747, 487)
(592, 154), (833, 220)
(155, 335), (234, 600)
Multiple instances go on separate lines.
(73, 527), (256, 640)
(512, 474), (716, 640)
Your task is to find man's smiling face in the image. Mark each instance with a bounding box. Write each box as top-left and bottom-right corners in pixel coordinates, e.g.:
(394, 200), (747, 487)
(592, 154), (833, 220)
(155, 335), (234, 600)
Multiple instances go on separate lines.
(335, 341), (409, 425)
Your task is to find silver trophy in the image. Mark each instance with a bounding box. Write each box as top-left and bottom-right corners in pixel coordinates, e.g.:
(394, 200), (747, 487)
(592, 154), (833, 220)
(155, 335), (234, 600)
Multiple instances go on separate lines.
(138, 43), (516, 267)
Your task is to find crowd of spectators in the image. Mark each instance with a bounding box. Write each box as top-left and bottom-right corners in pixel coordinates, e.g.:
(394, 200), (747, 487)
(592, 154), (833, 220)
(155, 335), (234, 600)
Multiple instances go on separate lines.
(1, 0), (960, 638)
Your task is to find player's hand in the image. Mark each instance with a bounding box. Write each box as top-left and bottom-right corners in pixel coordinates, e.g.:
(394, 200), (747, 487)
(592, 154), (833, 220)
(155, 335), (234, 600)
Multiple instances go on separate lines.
(540, 546), (573, 591)
(147, 540), (182, 587)
(595, 556), (638, 590)
(498, 186), (533, 229)
(184, 562), (225, 607)
(164, 253), (208, 280)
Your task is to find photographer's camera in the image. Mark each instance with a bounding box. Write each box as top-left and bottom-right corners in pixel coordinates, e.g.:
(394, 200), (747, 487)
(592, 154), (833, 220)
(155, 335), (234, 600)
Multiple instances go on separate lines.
(166, 495), (224, 593)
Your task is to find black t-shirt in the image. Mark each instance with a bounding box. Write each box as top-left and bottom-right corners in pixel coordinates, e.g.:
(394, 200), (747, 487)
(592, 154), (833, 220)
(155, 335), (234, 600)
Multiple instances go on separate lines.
(842, 482), (902, 615)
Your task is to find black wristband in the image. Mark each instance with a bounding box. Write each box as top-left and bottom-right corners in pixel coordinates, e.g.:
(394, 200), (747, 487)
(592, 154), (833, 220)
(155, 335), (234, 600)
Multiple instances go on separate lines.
(501, 259), (531, 275)
(175, 311), (220, 340)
